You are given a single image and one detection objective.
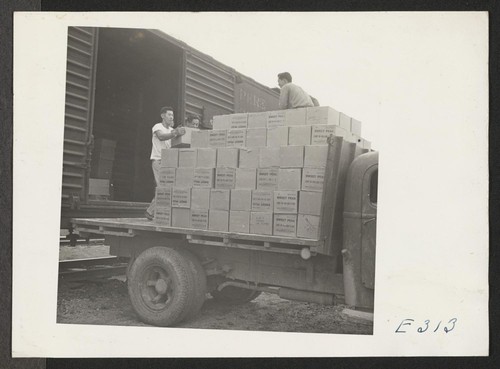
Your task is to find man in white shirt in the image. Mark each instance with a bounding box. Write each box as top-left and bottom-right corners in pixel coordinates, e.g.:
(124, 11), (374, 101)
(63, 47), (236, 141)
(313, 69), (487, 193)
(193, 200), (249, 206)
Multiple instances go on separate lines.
(145, 106), (184, 220)
(277, 72), (315, 109)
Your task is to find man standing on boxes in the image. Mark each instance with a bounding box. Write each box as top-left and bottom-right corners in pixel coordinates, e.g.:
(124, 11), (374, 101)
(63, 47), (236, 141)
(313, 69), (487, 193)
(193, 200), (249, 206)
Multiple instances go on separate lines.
(277, 72), (315, 109)
(145, 106), (185, 220)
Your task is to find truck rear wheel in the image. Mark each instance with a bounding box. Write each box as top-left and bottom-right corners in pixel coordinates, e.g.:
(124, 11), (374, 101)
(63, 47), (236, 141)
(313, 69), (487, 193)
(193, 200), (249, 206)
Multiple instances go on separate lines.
(127, 247), (194, 326)
(211, 285), (262, 304)
(177, 249), (207, 320)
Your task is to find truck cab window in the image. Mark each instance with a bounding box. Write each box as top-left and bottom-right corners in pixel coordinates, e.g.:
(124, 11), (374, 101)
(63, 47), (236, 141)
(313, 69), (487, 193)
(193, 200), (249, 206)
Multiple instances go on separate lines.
(370, 170), (378, 204)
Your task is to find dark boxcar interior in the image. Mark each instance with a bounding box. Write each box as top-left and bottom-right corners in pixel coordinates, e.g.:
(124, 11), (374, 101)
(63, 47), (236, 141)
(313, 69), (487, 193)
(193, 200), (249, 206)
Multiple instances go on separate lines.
(92, 28), (183, 203)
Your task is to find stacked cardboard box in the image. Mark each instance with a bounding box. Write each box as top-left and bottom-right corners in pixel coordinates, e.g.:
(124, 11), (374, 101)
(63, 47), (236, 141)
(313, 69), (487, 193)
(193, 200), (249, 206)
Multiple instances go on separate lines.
(153, 106), (369, 239)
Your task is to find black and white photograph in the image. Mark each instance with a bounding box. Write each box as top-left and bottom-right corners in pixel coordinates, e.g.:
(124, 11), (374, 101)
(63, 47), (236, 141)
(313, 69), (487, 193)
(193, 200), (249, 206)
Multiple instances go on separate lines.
(12, 12), (488, 357)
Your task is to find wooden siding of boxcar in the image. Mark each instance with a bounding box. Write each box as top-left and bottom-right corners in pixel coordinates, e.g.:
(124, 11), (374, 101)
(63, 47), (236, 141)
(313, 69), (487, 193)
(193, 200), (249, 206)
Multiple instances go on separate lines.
(62, 27), (98, 206)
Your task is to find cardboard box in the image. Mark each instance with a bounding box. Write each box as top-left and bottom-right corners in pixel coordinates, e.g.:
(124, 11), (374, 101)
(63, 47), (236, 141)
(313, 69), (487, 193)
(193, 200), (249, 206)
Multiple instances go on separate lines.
(274, 191), (298, 213)
(311, 125), (347, 145)
(229, 211), (250, 233)
(301, 167), (325, 192)
(299, 191), (323, 216)
(250, 212), (273, 235)
(267, 110), (286, 128)
(208, 130), (227, 148)
(171, 127), (196, 148)
(229, 113), (248, 129)
(245, 128), (267, 147)
(226, 129), (247, 147)
(210, 189), (230, 210)
(306, 106), (340, 126)
(90, 158), (113, 179)
(196, 148), (217, 168)
(89, 178), (110, 196)
(191, 130), (210, 148)
(235, 168), (257, 189)
(273, 214), (297, 237)
(191, 209), (209, 230)
(161, 148), (179, 168)
(154, 206), (171, 226)
(212, 115), (231, 130)
(266, 126), (289, 147)
(351, 118), (362, 136)
(93, 138), (116, 160)
(285, 108), (307, 126)
(230, 189), (252, 211)
(239, 147), (260, 168)
(247, 112), (268, 128)
(215, 167), (236, 189)
(172, 208), (191, 228)
(280, 146), (304, 168)
(171, 187), (191, 208)
(339, 112), (352, 131)
(209, 210), (229, 232)
(288, 125), (312, 146)
(155, 187), (172, 207)
(217, 148), (239, 168)
(259, 147), (280, 168)
(297, 214), (321, 239)
(278, 169), (302, 190)
(256, 168), (279, 189)
(175, 168), (194, 187)
(304, 146), (328, 167)
(193, 168), (215, 188)
(251, 190), (274, 211)
(191, 188), (211, 209)
(159, 167), (176, 188)
(178, 148), (197, 167)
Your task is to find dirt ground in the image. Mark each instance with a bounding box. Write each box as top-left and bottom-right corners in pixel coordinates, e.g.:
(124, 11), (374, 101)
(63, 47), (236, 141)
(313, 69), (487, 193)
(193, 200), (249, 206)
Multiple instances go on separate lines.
(57, 245), (373, 334)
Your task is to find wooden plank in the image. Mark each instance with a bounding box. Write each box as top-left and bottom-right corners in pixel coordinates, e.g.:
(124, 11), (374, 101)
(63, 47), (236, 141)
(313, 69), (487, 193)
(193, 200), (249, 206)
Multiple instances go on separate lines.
(187, 237), (303, 255)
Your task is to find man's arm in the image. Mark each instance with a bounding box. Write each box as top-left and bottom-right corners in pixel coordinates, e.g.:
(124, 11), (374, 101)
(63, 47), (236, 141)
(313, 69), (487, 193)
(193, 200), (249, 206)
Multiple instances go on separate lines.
(155, 127), (184, 141)
(279, 85), (289, 109)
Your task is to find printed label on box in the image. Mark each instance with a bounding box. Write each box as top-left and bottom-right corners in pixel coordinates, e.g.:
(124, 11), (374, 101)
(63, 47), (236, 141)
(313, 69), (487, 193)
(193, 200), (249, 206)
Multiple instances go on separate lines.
(193, 168), (215, 188)
(273, 214), (297, 237)
(251, 190), (274, 211)
(191, 209), (209, 230)
(215, 167), (236, 189)
(178, 148), (197, 167)
(209, 130), (227, 147)
(175, 168), (194, 187)
(226, 129), (247, 147)
(155, 187), (171, 207)
(250, 212), (273, 235)
(301, 167), (325, 192)
(235, 168), (256, 189)
(230, 189), (252, 211)
(154, 206), (171, 226)
(297, 214), (321, 239)
(257, 168), (279, 189)
(274, 191), (298, 213)
(171, 188), (191, 208)
(311, 125), (347, 145)
(230, 113), (248, 129)
(267, 111), (286, 128)
(191, 188), (211, 209)
(196, 148), (217, 167)
(210, 189), (230, 210)
(245, 128), (267, 147)
(161, 148), (179, 168)
(229, 211), (250, 233)
(159, 167), (176, 188)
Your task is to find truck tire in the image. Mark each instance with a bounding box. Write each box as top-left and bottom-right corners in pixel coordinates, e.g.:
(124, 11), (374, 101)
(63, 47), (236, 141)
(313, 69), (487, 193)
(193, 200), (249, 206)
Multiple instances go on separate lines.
(177, 249), (207, 321)
(127, 247), (195, 326)
(210, 285), (262, 304)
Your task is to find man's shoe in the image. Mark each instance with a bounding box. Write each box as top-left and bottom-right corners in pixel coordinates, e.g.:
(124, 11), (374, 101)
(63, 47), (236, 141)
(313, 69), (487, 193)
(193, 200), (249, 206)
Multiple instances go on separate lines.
(144, 211), (154, 221)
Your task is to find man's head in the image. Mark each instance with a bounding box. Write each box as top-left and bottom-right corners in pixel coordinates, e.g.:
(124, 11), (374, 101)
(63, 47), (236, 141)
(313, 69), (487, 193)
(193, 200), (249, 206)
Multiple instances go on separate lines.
(277, 72), (292, 88)
(186, 115), (200, 128)
(160, 106), (174, 127)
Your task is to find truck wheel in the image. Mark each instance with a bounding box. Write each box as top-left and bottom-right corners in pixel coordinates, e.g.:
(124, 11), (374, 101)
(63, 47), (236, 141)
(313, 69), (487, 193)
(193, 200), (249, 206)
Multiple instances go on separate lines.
(211, 285), (262, 304)
(127, 247), (194, 326)
(177, 249), (207, 321)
